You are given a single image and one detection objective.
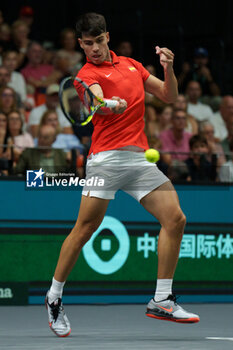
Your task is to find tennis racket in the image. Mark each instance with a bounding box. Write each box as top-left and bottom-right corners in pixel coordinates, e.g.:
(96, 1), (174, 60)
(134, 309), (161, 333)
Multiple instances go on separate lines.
(59, 76), (119, 127)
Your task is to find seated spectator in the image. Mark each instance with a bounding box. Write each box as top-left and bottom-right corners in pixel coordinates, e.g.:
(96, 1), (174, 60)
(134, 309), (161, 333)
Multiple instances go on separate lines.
(159, 109), (192, 163)
(145, 104), (172, 138)
(53, 51), (71, 81)
(0, 23), (12, 56)
(37, 109), (83, 152)
(0, 111), (12, 174)
(21, 41), (61, 102)
(0, 65), (11, 89)
(211, 95), (233, 141)
(172, 94), (198, 134)
(178, 47), (221, 111)
(0, 86), (21, 116)
(0, 66), (24, 110)
(0, 112), (7, 157)
(18, 6), (34, 32)
(2, 50), (28, 105)
(219, 139), (233, 182)
(14, 125), (68, 175)
(186, 81), (214, 122)
(7, 110), (34, 162)
(199, 121), (226, 166)
(28, 84), (72, 137)
(39, 109), (84, 175)
(145, 64), (156, 76)
(56, 28), (83, 76)
(153, 105), (173, 137)
(11, 20), (31, 69)
(185, 134), (217, 182)
(17, 6), (40, 52)
(115, 40), (133, 57)
(144, 103), (157, 137)
(221, 121), (233, 159)
(41, 41), (56, 65)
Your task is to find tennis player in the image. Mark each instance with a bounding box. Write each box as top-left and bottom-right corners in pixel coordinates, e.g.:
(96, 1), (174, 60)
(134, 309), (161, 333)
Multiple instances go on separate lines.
(46, 13), (200, 337)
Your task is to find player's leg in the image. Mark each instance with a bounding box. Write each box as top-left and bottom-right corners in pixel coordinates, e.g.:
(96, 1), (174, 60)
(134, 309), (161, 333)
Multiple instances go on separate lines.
(46, 195), (109, 337)
(140, 181), (199, 323)
(141, 181), (185, 280)
(53, 195), (109, 283)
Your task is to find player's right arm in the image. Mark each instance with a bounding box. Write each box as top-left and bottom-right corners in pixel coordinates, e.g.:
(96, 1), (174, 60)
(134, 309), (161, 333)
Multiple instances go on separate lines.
(89, 83), (127, 114)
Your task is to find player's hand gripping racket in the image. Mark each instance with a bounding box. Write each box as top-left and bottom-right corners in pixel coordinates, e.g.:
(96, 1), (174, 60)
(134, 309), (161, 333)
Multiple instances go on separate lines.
(59, 76), (119, 126)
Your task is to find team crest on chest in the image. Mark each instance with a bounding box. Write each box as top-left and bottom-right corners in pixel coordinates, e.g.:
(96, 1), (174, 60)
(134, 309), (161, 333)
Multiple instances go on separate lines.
(128, 66), (137, 72)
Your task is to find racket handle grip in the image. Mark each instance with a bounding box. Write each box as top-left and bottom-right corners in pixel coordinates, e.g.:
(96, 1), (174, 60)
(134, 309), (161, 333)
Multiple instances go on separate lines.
(104, 99), (119, 108)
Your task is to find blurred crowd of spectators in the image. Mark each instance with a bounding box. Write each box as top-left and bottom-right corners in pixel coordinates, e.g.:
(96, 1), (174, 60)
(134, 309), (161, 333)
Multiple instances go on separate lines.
(138, 41), (232, 183)
(0, 7), (232, 183)
(144, 57), (233, 183)
(0, 6), (87, 177)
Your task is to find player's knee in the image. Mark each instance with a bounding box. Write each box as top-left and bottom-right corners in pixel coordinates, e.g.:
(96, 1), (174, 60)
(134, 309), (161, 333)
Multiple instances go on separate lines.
(73, 220), (100, 246)
(164, 208), (186, 236)
(179, 211), (186, 230)
(173, 210), (186, 237)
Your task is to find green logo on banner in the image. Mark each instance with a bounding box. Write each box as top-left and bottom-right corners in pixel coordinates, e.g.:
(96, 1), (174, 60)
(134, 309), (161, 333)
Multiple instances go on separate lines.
(83, 216), (130, 274)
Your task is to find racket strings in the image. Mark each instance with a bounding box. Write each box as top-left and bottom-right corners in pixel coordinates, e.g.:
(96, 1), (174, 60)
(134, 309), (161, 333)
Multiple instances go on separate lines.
(59, 76), (111, 127)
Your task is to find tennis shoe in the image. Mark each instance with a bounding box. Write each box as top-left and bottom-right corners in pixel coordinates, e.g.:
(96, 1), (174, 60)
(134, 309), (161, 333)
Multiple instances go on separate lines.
(45, 292), (71, 337)
(146, 294), (200, 323)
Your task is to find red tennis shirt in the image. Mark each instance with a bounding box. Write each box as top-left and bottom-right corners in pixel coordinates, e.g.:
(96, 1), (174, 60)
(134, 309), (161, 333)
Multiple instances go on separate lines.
(74, 50), (150, 155)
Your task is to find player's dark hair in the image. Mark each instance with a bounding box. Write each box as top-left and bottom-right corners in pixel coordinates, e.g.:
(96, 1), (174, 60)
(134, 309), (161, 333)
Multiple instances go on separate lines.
(189, 134), (208, 149)
(76, 12), (107, 38)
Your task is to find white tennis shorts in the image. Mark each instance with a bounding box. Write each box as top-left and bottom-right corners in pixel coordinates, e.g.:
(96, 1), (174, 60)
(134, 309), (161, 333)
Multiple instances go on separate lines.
(82, 150), (169, 202)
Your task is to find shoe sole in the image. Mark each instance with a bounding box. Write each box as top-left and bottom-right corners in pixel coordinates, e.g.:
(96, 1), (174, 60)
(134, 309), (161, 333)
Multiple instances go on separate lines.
(146, 312), (200, 324)
(45, 297), (71, 337)
(49, 322), (71, 337)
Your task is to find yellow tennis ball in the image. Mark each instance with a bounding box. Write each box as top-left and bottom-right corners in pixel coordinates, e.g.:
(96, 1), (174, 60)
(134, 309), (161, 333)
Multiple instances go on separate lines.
(145, 148), (160, 163)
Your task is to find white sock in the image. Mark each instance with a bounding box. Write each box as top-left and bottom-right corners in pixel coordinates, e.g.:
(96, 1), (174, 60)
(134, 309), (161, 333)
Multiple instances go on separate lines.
(154, 279), (173, 302)
(48, 277), (66, 303)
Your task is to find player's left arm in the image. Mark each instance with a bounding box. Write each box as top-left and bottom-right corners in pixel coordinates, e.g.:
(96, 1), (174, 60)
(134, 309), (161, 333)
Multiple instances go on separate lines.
(144, 46), (178, 103)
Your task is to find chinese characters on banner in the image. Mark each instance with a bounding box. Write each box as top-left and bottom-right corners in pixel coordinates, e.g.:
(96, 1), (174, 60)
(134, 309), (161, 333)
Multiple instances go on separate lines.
(137, 233), (233, 259)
